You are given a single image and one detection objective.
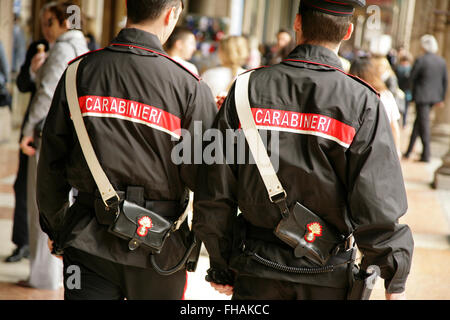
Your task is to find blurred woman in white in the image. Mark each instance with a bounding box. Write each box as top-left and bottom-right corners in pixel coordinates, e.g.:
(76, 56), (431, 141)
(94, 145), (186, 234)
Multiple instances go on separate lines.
(202, 36), (249, 108)
(350, 57), (402, 158)
(18, 1), (88, 290)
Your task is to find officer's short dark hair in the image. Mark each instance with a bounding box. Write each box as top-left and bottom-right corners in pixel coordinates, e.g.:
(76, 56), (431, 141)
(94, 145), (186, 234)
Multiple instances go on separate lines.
(164, 27), (194, 51)
(127, 0), (183, 24)
(299, 4), (352, 44)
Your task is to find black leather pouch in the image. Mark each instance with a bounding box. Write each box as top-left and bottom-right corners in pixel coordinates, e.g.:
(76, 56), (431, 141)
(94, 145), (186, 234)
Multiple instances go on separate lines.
(274, 202), (344, 266)
(110, 200), (174, 254)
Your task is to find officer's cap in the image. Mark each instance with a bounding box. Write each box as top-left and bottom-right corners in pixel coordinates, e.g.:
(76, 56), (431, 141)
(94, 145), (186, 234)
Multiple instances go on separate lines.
(300, 0), (366, 16)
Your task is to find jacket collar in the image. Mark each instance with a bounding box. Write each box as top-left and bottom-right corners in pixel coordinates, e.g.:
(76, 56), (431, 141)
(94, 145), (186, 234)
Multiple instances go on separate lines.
(56, 30), (86, 43)
(108, 28), (165, 56)
(284, 44), (344, 71)
(105, 28), (201, 81)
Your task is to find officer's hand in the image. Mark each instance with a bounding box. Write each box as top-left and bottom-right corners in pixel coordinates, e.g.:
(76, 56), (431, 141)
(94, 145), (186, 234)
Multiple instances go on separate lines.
(20, 136), (36, 156)
(210, 283), (233, 296)
(47, 239), (63, 261)
(385, 292), (406, 300)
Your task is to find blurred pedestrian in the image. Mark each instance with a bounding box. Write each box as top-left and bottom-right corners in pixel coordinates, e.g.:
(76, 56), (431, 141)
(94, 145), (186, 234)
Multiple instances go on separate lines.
(18, 1), (89, 290)
(83, 16), (100, 51)
(263, 29), (294, 66)
(350, 57), (402, 158)
(404, 35), (448, 162)
(4, 9), (51, 264)
(165, 26), (199, 75)
(0, 41), (11, 110)
(202, 36), (249, 108)
(0, 41), (12, 144)
(12, 14), (26, 74)
(372, 56), (405, 115)
(245, 36), (261, 70)
(339, 54), (351, 72)
(395, 53), (413, 127)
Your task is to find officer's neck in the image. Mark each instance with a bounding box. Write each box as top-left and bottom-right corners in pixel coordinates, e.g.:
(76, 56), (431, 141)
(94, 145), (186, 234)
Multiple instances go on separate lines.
(126, 22), (167, 45)
(299, 40), (341, 56)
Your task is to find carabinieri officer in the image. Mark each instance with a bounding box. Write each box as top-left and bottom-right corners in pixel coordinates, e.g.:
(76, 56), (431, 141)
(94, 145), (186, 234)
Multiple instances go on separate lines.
(37, 0), (217, 300)
(193, 0), (414, 300)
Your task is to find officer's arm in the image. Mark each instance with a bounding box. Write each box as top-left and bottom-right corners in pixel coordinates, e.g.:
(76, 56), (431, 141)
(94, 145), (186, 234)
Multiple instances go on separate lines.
(193, 85), (239, 282)
(36, 72), (74, 246)
(347, 97), (414, 295)
(179, 81), (218, 190)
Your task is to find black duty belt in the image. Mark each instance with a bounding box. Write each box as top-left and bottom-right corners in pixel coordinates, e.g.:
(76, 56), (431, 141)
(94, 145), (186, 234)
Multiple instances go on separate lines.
(246, 222), (353, 254)
(76, 191), (181, 218)
(246, 223), (290, 247)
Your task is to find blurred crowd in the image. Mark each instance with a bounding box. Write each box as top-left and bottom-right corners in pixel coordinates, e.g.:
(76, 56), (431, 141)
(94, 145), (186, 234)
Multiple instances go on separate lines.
(173, 23), (446, 164)
(0, 1), (447, 292)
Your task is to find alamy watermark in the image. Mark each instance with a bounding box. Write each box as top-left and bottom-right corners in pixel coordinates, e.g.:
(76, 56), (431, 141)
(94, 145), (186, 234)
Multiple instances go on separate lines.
(366, 5), (382, 31)
(171, 122), (280, 173)
(67, 5), (81, 30)
(66, 265), (81, 290)
(65, 4), (384, 31)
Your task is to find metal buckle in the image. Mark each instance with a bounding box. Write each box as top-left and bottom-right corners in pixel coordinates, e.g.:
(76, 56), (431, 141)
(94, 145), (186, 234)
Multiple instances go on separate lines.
(344, 234), (355, 251)
(270, 191), (287, 204)
(270, 191), (289, 219)
(103, 194), (120, 208)
(103, 194), (121, 217)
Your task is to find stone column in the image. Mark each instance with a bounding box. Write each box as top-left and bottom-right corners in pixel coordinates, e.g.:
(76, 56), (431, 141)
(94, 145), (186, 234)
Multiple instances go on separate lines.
(81, 0), (104, 42)
(101, 0), (127, 47)
(189, 0), (230, 18)
(0, 0), (14, 140)
(409, 0), (435, 57)
(433, 1), (450, 190)
(242, 0), (267, 44)
(435, 148), (450, 189)
(431, 0), (450, 138)
(0, 0), (14, 64)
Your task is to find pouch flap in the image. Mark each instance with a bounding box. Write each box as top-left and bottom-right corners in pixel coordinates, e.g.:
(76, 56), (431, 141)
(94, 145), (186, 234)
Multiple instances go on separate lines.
(122, 200), (172, 235)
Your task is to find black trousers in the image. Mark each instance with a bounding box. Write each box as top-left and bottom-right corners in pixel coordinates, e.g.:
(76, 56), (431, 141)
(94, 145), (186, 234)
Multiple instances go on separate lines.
(406, 103), (432, 161)
(232, 276), (348, 300)
(11, 150), (29, 247)
(63, 247), (187, 300)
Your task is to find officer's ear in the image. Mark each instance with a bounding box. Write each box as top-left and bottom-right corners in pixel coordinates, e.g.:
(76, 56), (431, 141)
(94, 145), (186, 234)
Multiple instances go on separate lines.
(342, 23), (354, 41)
(293, 14), (303, 44)
(163, 6), (180, 26)
(294, 14), (302, 33)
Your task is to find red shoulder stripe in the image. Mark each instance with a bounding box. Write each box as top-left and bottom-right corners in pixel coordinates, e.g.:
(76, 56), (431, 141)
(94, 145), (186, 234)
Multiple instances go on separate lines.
(68, 48), (105, 65)
(241, 66), (269, 75)
(284, 58), (380, 97)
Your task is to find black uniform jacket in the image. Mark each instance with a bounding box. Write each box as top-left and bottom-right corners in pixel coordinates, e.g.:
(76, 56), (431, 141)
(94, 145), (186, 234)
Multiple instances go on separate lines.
(193, 45), (414, 293)
(37, 28), (217, 268)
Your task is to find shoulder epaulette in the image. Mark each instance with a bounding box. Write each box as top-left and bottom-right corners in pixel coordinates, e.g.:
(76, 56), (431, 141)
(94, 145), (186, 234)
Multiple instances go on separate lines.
(110, 43), (201, 82)
(240, 66), (269, 75)
(68, 48), (105, 65)
(284, 58), (380, 97)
